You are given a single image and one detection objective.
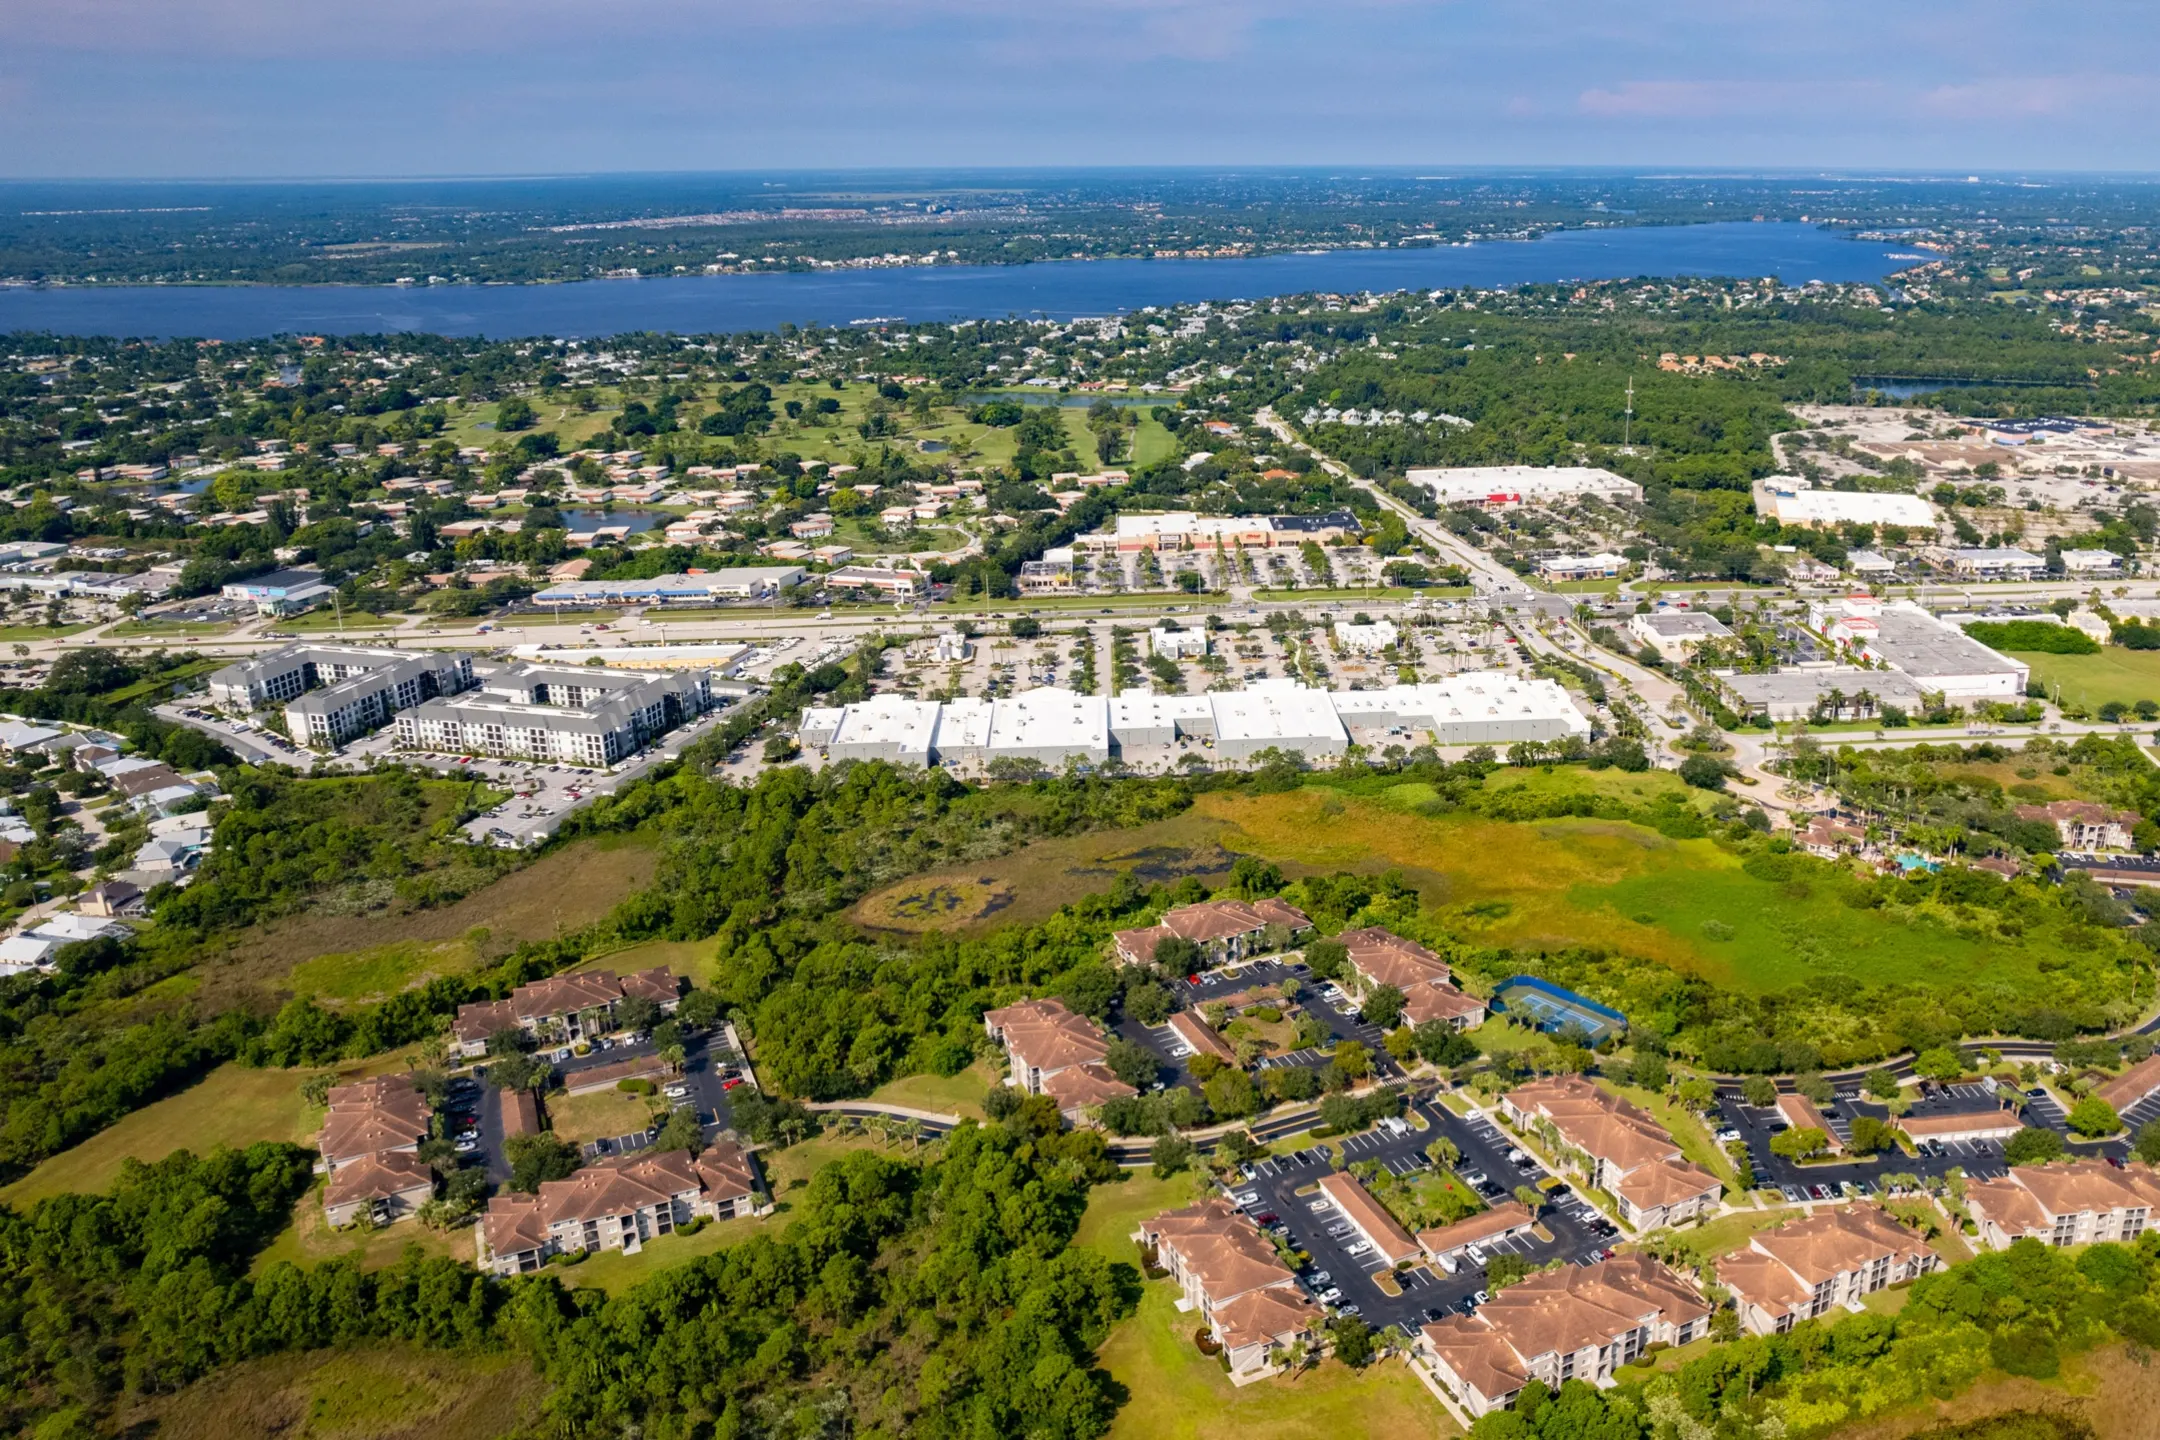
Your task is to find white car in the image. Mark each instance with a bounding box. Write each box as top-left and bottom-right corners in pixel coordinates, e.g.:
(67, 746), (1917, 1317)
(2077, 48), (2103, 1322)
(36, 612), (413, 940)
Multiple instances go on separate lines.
(1343, 1242), (1371, 1257)
(1234, 1191), (1260, 1207)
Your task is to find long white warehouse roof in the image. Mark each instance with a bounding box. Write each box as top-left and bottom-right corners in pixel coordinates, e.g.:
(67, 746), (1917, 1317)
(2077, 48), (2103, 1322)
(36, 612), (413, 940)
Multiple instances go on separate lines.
(799, 674), (1589, 768)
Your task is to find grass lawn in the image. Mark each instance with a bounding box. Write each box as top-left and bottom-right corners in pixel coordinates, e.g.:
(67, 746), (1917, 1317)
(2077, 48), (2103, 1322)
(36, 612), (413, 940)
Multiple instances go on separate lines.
(1252, 586), (1423, 602)
(572, 935), (721, 988)
(1543, 579), (1626, 594)
(1075, 1168), (1208, 1266)
(1, 1063), (320, 1205)
(1098, 1284), (1456, 1440)
(557, 1211), (771, 1294)
(548, 1087), (660, 1144)
(0, 621), (95, 639)
(2020, 648), (2160, 710)
(129, 1342), (546, 1440)
(276, 608), (403, 632)
(288, 937), (483, 1003)
(107, 618), (237, 638)
(1643, 1206), (1803, 1266)
(863, 1061), (996, 1120)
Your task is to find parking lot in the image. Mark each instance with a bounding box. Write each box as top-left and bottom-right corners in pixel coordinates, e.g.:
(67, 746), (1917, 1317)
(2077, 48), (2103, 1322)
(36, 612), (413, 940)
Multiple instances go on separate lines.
(1225, 1098), (1616, 1345)
(1113, 956), (1407, 1090)
(1708, 1079), (2120, 1197)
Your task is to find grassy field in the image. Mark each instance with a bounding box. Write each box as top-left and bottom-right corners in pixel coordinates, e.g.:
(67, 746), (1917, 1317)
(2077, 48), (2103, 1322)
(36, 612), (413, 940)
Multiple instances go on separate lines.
(1643, 1206), (1803, 1267)
(288, 937), (485, 1003)
(1605, 1081), (1736, 1187)
(251, 1200), (470, 1274)
(571, 935), (721, 987)
(548, 1087), (659, 1144)
(130, 1343), (546, 1440)
(277, 608), (403, 632)
(107, 617), (238, 638)
(1, 1063), (316, 1205)
(862, 1061), (996, 1119)
(2020, 648), (2160, 709)
(1074, 1167), (1208, 1266)
(1098, 1284), (1456, 1440)
(0, 621), (95, 639)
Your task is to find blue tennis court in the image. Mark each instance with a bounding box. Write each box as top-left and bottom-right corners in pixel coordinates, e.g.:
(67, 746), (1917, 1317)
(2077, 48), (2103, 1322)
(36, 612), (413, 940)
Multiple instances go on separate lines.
(1491, 976), (1627, 1046)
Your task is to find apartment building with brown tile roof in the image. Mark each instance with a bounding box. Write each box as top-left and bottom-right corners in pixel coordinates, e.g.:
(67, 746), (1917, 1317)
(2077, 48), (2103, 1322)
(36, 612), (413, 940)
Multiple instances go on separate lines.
(983, 998), (1135, 1119)
(478, 1142), (766, 1275)
(1317, 1170), (1423, 1266)
(1715, 1205), (1939, 1335)
(1418, 1255), (1709, 1417)
(2015, 800), (2139, 852)
(1501, 1075), (1720, 1230)
(1338, 924), (1486, 1031)
(316, 1074), (435, 1228)
(1965, 1159), (2160, 1252)
(1112, 896), (1312, 966)
(452, 966), (686, 1056)
(1137, 1197), (1317, 1378)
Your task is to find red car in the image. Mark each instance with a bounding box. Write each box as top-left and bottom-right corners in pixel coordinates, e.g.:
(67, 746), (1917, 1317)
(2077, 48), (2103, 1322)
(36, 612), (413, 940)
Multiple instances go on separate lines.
(721, 1077), (746, 1091)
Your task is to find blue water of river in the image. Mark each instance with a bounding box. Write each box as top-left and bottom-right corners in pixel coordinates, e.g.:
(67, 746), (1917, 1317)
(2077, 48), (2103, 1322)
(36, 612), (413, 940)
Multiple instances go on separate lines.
(0, 222), (1905, 340)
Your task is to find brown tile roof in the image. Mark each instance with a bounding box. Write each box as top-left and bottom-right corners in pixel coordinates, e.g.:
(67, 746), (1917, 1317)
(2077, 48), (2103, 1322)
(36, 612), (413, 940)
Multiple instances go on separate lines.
(1041, 1061), (1137, 1111)
(1473, 1253), (1707, 1362)
(1212, 1283), (1319, 1351)
(454, 997), (521, 1044)
(2016, 800), (2139, 829)
(2097, 1053), (2160, 1112)
(1403, 981), (1486, 1027)
(318, 1075), (431, 1166)
(1339, 926), (1451, 989)
(323, 1149), (435, 1209)
(1127, 897), (1316, 950)
(1964, 1176), (2050, 1236)
(1613, 1158), (1722, 1211)
(987, 998), (1113, 1077)
(1896, 1110), (2023, 1138)
(513, 969), (627, 1020)
(1421, 1314), (1530, 1400)
(1318, 1170), (1423, 1264)
(1717, 1205), (1929, 1314)
(501, 1088), (540, 1138)
(692, 1139), (760, 1203)
(1999, 1158), (2160, 1219)
(1168, 1010), (1236, 1062)
(1416, 1200), (1536, 1257)
(618, 965), (684, 1005)
(109, 764), (187, 798)
(1142, 1197), (1300, 1305)
(482, 1192), (551, 1257)
(1506, 1075), (1682, 1175)
(535, 1148), (701, 1224)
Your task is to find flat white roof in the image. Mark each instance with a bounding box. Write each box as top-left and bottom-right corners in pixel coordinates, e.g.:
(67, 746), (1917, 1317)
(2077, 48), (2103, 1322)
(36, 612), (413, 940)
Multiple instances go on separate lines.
(1759, 488), (1936, 527)
(1404, 466), (1643, 503)
(1211, 679), (1349, 746)
(829, 693), (942, 750)
(1108, 692), (1215, 728)
(932, 697), (994, 751)
(984, 687), (1108, 752)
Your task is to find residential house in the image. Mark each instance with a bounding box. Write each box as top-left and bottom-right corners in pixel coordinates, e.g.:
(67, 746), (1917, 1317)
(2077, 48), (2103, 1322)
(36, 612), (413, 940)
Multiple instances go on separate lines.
(1338, 926), (1487, 1030)
(451, 965), (684, 1057)
(1418, 1255), (1709, 1417)
(78, 879), (145, 917)
(982, 998), (1135, 1122)
(1716, 1205), (1939, 1335)
(1111, 897), (1313, 967)
(478, 1142), (767, 1275)
(2014, 800), (2140, 853)
(1501, 1075), (1721, 1230)
(1137, 1198), (1320, 1379)
(1965, 1159), (2160, 1250)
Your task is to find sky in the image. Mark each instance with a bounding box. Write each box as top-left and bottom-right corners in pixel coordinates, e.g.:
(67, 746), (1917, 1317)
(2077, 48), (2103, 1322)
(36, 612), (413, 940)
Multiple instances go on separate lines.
(4, 0), (2158, 177)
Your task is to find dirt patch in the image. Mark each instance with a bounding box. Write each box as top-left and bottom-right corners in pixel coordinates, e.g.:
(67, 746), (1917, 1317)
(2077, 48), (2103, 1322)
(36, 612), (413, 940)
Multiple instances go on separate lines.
(855, 877), (1016, 932)
(191, 834), (660, 1013)
(131, 1343), (546, 1440)
(1829, 1344), (2160, 1440)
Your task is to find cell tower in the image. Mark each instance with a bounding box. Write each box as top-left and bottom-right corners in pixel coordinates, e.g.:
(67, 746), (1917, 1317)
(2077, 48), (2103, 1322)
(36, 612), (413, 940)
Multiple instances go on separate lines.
(1623, 375), (1635, 449)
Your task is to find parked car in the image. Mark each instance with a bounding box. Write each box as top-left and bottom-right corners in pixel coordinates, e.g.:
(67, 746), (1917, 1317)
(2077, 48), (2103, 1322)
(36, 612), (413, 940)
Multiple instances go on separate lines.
(1344, 1242), (1372, 1257)
(1308, 1270), (1330, 1284)
(1254, 1212), (1280, 1226)
(1318, 1287), (1343, 1304)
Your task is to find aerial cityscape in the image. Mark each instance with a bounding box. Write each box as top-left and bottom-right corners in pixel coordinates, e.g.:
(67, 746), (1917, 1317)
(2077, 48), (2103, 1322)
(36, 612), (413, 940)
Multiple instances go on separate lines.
(5, 6), (2160, 1440)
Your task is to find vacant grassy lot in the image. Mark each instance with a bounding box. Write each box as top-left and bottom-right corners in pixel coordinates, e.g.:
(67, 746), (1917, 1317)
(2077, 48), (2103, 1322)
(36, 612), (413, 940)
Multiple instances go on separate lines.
(1, 1063), (315, 1205)
(1824, 1342), (2156, 1440)
(250, 1200), (469, 1274)
(548, 1087), (658, 1144)
(1074, 1167), (1207, 1267)
(862, 1061), (996, 1119)
(2020, 648), (2160, 710)
(289, 937), (485, 1003)
(1099, 1284), (1456, 1440)
(131, 1343), (545, 1440)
